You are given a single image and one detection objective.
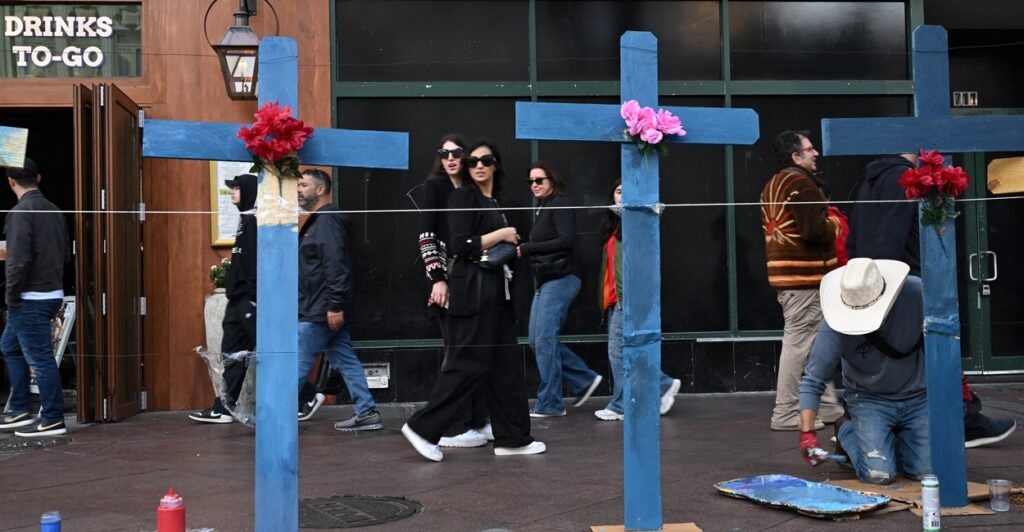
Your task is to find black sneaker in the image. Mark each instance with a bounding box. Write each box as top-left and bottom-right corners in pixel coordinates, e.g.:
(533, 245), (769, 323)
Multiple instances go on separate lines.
(0, 411), (36, 430)
(188, 407), (234, 424)
(15, 420), (67, 437)
(965, 416), (1016, 448)
(334, 410), (382, 432)
(298, 393), (325, 422)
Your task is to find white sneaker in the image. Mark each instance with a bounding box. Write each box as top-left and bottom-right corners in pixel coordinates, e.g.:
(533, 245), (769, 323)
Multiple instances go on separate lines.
(494, 441), (546, 456)
(572, 374), (604, 407)
(660, 379), (681, 415)
(478, 423), (494, 441)
(402, 423), (443, 462)
(529, 409), (566, 418)
(595, 409), (623, 421)
(439, 429), (488, 448)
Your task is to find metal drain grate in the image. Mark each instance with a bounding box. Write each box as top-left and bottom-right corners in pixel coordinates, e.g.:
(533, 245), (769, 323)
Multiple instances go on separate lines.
(299, 495), (422, 529)
(0, 435), (69, 455)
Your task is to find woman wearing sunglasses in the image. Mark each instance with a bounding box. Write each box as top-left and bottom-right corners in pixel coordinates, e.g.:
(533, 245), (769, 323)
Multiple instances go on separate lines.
(596, 180), (681, 421)
(517, 162), (602, 417)
(403, 140), (545, 461)
(416, 133), (491, 449)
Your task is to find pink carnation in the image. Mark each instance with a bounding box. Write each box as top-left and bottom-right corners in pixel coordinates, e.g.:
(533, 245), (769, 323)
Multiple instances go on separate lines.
(655, 109), (685, 136)
(620, 100), (641, 130)
(640, 127), (663, 145)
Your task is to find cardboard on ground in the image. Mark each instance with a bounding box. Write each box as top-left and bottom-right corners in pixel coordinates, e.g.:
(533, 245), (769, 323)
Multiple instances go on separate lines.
(988, 156), (1024, 194)
(0, 125), (28, 169)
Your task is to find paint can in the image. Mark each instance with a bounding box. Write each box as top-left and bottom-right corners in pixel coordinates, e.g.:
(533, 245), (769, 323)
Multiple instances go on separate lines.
(39, 511), (61, 532)
(921, 474), (940, 531)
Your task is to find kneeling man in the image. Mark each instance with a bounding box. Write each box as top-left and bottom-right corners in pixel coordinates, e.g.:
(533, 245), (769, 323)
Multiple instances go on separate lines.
(798, 258), (929, 484)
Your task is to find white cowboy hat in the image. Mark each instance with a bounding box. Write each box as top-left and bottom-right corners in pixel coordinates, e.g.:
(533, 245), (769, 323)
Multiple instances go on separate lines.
(820, 258), (910, 335)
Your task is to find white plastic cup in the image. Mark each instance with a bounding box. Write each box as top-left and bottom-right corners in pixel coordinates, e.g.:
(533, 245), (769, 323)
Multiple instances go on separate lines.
(988, 479), (1012, 512)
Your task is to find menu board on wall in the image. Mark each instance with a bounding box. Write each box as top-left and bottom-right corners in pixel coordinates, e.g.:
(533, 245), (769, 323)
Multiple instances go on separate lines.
(210, 160), (253, 248)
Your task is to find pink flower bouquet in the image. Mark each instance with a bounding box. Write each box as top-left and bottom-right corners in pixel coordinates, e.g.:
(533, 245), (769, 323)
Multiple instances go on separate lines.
(620, 100), (686, 157)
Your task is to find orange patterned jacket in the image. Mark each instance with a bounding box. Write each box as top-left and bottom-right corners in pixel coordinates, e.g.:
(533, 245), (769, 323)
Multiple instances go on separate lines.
(760, 166), (840, 289)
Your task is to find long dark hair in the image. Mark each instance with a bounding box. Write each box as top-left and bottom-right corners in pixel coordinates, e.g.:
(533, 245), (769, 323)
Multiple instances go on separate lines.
(428, 133), (467, 185)
(599, 179), (622, 243)
(529, 160), (567, 196)
(465, 138), (505, 198)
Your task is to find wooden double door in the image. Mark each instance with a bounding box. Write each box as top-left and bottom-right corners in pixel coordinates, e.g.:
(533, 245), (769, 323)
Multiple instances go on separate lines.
(73, 83), (143, 422)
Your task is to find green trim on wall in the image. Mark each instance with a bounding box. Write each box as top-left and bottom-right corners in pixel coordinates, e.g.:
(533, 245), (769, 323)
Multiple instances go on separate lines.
(331, 0), (924, 347)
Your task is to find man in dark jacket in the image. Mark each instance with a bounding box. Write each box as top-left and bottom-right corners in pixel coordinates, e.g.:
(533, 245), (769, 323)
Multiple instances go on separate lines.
(848, 154), (920, 274)
(849, 153), (1016, 449)
(296, 169), (380, 431)
(0, 159), (70, 437)
(190, 173), (258, 423)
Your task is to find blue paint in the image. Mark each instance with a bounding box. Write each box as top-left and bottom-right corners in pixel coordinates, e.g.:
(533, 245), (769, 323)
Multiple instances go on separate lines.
(140, 36), (409, 532)
(253, 37), (300, 532)
(142, 121), (409, 170)
(515, 31), (759, 531)
(818, 25), (1024, 507)
(515, 103), (759, 146)
(821, 115), (1024, 155)
(715, 474), (890, 515)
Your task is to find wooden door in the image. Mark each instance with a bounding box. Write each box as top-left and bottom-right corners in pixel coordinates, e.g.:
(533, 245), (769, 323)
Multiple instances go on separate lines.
(72, 83), (143, 421)
(102, 84), (143, 419)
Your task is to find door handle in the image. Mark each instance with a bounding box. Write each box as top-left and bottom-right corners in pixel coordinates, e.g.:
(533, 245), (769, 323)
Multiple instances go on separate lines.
(984, 250), (998, 281)
(968, 252), (980, 281)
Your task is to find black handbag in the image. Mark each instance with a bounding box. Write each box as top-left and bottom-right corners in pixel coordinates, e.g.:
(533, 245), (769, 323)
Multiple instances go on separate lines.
(478, 242), (516, 269)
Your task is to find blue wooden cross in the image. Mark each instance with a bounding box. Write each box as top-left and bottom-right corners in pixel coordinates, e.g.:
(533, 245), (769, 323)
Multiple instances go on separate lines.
(141, 38), (408, 531)
(821, 25), (1024, 507)
(517, 31), (758, 530)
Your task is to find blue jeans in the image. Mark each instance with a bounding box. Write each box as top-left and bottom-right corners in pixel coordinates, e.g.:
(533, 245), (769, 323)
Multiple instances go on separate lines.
(605, 304), (673, 414)
(839, 392), (931, 484)
(528, 274), (597, 413)
(297, 322), (375, 416)
(2, 299), (63, 423)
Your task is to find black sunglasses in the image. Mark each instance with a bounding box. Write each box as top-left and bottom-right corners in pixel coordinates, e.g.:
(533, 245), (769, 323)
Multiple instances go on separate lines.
(527, 177), (547, 185)
(437, 148), (464, 159)
(465, 155), (497, 167)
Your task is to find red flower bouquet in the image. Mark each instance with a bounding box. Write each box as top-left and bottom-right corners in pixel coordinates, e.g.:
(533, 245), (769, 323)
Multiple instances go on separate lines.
(236, 102), (314, 178)
(897, 149), (970, 227)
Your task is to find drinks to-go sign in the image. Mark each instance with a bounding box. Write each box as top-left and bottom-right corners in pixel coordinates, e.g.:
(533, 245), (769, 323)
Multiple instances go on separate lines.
(5, 15), (114, 67)
(1, 4), (142, 78)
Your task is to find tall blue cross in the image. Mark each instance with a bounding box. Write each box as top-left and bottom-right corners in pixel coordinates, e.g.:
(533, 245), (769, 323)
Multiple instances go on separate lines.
(141, 38), (408, 531)
(517, 31), (758, 530)
(821, 25), (1024, 507)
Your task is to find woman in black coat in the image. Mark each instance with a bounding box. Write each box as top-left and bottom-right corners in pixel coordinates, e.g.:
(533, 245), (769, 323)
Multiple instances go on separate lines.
(517, 161), (601, 417)
(415, 133), (490, 448)
(403, 139), (544, 461)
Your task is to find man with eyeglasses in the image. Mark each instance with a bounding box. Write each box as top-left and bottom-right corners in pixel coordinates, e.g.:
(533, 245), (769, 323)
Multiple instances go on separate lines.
(760, 130), (845, 432)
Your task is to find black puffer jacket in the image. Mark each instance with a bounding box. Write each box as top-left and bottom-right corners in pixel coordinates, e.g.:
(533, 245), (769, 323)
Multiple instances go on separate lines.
(298, 203), (352, 322)
(848, 155), (920, 276)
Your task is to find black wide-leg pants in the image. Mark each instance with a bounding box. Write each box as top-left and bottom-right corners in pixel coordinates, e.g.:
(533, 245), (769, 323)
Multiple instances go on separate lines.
(408, 276), (533, 449)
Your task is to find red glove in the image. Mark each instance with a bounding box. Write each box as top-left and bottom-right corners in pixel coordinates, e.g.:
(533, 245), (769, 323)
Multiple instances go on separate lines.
(799, 431), (826, 466)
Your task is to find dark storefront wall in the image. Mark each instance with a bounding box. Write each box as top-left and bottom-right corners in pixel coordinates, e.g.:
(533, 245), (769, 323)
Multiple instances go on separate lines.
(328, 1), (935, 401)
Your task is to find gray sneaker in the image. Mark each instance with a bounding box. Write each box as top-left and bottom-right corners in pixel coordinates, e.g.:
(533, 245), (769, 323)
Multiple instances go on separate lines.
(334, 410), (383, 432)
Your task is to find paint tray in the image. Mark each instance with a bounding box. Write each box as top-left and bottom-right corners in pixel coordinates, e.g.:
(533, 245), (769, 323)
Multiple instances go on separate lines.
(715, 474), (890, 518)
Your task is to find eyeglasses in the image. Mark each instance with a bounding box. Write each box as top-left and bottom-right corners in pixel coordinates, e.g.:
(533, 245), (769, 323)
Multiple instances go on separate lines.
(437, 148), (464, 159)
(527, 177), (547, 185)
(798, 145), (817, 154)
(465, 155), (497, 167)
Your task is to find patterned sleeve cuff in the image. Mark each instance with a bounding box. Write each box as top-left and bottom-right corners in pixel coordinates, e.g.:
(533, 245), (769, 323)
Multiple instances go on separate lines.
(418, 232), (448, 281)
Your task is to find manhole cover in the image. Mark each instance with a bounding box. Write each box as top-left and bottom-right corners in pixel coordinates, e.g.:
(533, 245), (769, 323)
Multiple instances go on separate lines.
(0, 435), (69, 455)
(299, 495), (422, 529)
